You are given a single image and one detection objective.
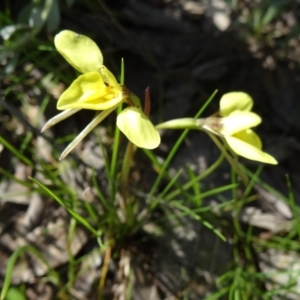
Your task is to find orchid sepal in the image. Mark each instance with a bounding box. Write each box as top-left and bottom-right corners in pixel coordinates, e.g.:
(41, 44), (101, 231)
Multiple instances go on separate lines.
(117, 107), (160, 149)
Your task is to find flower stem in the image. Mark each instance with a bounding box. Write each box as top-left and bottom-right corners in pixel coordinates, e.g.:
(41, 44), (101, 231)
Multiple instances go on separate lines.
(121, 141), (137, 201)
(206, 131), (249, 186)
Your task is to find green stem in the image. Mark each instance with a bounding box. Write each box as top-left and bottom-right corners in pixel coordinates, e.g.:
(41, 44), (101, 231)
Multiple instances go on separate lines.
(143, 152), (225, 214)
(206, 132), (249, 186)
(109, 59), (125, 193)
(163, 153), (224, 202)
(148, 90), (218, 200)
(121, 141), (137, 201)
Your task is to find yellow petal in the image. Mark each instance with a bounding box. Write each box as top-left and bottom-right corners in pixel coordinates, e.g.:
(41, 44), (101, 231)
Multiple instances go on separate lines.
(116, 107), (160, 149)
(233, 129), (262, 149)
(99, 66), (120, 88)
(57, 72), (123, 110)
(220, 111), (261, 136)
(225, 135), (278, 164)
(220, 92), (253, 116)
(54, 30), (103, 73)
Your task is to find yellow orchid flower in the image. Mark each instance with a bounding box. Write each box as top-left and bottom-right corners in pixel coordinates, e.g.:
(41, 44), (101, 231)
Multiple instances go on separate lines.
(200, 92), (277, 164)
(54, 30), (123, 111)
(42, 30), (160, 159)
(156, 92), (277, 165)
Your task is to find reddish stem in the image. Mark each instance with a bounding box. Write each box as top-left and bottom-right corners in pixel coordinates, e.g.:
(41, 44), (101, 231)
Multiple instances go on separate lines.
(144, 87), (151, 117)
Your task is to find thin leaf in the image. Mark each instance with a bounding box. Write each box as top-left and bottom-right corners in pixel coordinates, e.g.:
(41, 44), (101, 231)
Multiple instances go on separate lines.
(30, 177), (99, 235)
(0, 136), (33, 166)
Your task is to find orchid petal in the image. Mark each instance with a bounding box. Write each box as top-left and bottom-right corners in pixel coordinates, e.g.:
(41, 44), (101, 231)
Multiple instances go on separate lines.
(225, 135), (278, 164)
(54, 30), (103, 73)
(220, 92), (253, 116)
(99, 66), (120, 88)
(59, 106), (116, 160)
(233, 129), (262, 149)
(116, 107), (160, 149)
(220, 111), (261, 136)
(57, 72), (123, 110)
(41, 108), (81, 132)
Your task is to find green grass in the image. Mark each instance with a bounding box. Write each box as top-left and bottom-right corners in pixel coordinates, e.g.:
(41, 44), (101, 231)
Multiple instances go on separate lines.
(2, 91), (299, 299)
